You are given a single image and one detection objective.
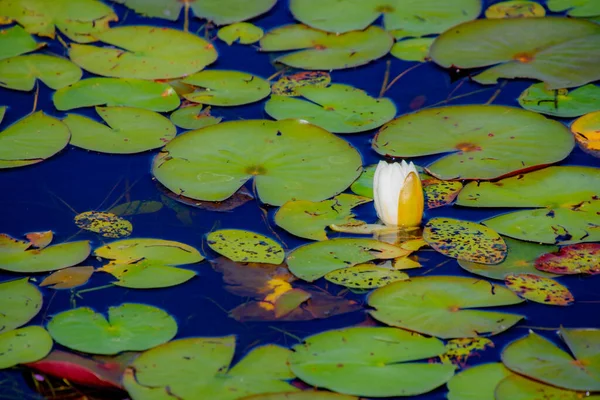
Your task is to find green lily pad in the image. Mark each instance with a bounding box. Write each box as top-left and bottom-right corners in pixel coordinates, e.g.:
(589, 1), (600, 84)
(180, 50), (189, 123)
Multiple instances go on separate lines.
(502, 329), (600, 391)
(271, 71), (331, 97)
(324, 264), (409, 289)
(505, 273), (574, 306)
(0, 25), (43, 60)
(74, 211), (132, 238)
(64, 106), (176, 154)
(0, 278), (42, 333)
(368, 276), (524, 338)
(94, 238), (204, 265)
(260, 25), (393, 70)
(496, 373), (600, 400)
(373, 105), (573, 180)
(123, 337), (295, 399)
(287, 238), (409, 282)
(182, 70), (270, 106)
(0, 0), (117, 43)
(274, 194), (371, 241)
(535, 243), (600, 275)
(265, 84), (396, 134)
(69, 26), (218, 79)
(0, 326), (53, 369)
(47, 303), (178, 355)
(53, 78), (180, 112)
(430, 17), (600, 89)
(289, 0), (481, 37)
(390, 38), (434, 62)
(547, 0), (600, 17)
(243, 392), (358, 400)
(152, 119), (362, 206)
(99, 259), (196, 289)
(484, 1), (546, 19)
(206, 229), (285, 265)
(518, 83), (600, 117)
(0, 54), (81, 91)
(113, 0), (276, 24)
(447, 362), (513, 400)
(424, 217), (507, 264)
(457, 166), (600, 244)
(459, 237), (559, 280)
(289, 327), (455, 397)
(218, 22), (264, 45)
(572, 110), (600, 158)
(0, 233), (90, 273)
(169, 104), (222, 130)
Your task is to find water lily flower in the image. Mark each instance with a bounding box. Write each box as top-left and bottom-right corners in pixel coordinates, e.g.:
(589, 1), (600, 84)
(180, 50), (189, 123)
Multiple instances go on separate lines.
(373, 160), (424, 227)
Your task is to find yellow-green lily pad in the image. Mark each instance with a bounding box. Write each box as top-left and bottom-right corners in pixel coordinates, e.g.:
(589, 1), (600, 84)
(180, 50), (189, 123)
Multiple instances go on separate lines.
(518, 83), (600, 117)
(0, 326), (53, 369)
(98, 259), (197, 289)
(485, 1), (546, 18)
(0, 25), (44, 60)
(271, 71), (331, 97)
(0, 278), (42, 333)
(182, 70), (271, 106)
(94, 238), (204, 265)
(324, 263), (408, 289)
(0, 54), (81, 91)
(390, 38), (434, 62)
(496, 373), (600, 400)
(218, 22), (263, 45)
(74, 211), (132, 238)
(547, 0), (600, 17)
(169, 104), (222, 130)
(206, 229), (285, 265)
(447, 362), (513, 400)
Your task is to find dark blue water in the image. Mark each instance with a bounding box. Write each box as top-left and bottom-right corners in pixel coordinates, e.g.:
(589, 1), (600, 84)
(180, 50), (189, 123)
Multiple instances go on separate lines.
(1, 1), (599, 398)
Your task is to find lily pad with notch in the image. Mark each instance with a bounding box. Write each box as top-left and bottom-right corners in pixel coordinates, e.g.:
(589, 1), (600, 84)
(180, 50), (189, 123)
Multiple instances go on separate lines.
(518, 83), (600, 118)
(496, 373), (600, 400)
(447, 362), (513, 400)
(0, 54), (81, 91)
(0, 278), (42, 333)
(170, 104), (222, 130)
(218, 22), (263, 45)
(0, 25), (44, 60)
(0, 326), (53, 369)
(182, 70), (270, 107)
(94, 238), (204, 265)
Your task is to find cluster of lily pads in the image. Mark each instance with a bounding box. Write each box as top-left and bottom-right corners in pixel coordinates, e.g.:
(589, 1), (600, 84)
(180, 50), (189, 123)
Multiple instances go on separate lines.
(1, 0), (600, 399)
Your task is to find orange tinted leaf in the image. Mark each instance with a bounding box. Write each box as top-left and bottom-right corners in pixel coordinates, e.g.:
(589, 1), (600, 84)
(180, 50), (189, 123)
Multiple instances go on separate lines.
(440, 337), (494, 367)
(40, 266), (94, 289)
(26, 231), (53, 249)
(535, 243), (600, 275)
(274, 288), (312, 318)
(505, 273), (574, 306)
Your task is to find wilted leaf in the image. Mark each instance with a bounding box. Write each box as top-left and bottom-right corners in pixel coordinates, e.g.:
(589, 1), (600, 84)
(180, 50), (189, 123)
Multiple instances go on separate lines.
(74, 211), (132, 238)
(571, 110), (600, 158)
(440, 338), (494, 367)
(504, 273), (574, 306)
(25, 231), (53, 249)
(535, 243), (600, 275)
(40, 266), (94, 289)
(272, 71), (331, 96)
(156, 181), (253, 212)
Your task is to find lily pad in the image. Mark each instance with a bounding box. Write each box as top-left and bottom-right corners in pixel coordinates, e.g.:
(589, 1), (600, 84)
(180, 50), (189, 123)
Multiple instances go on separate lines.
(206, 229), (285, 265)
(424, 217), (507, 264)
(289, 0), (481, 37)
(430, 17), (600, 89)
(265, 84), (396, 134)
(274, 194), (371, 241)
(0, 25), (43, 60)
(440, 338), (494, 367)
(0, 54), (82, 91)
(53, 78), (180, 112)
(64, 106), (176, 154)
(47, 303), (178, 355)
(122, 337), (295, 399)
(504, 273), (574, 306)
(447, 362), (513, 400)
(289, 327), (455, 397)
(0, 326), (53, 369)
(495, 373), (600, 400)
(74, 211), (132, 238)
(459, 237), (558, 280)
(572, 110), (600, 158)
(94, 238), (204, 265)
(113, 0), (276, 25)
(243, 393), (358, 400)
(518, 83), (600, 118)
(0, 0), (117, 43)
(40, 266), (95, 289)
(218, 22), (263, 45)
(272, 71), (331, 97)
(152, 119), (362, 206)
(0, 278), (42, 333)
(287, 238), (409, 282)
(69, 26), (218, 79)
(547, 0), (600, 17)
(390, 38), (434, 62)
(0, 233), (90, 273)
(502, 329), (600, 391)
(260, 25), (393, 70)
(324, 264), (409, 289)
(170, 104), (222, 130)
(485, 1), (546, 18)
(98, 259), (196, 289)
(182, 70), (270, 106)
(368, 276), (524, 338)
(108, 200), (163, 217)
(457, 166), (600, 244)
(373, 105), (573, 180)
(535, 243), (600, 275)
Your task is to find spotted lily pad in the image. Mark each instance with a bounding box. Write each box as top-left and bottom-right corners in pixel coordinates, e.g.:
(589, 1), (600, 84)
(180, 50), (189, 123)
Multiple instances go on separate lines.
(547, 0), (600, 17)
(113, 0), (276, 24)
(122, 337), (295, 399)
(274, 194), (371, 241)
(424, 218), (507, 264)
(0, 54), (81, 91)
(324, 264), (408, 289)
(218, 22), (263, 45)
(169, 104), (222, 130)
(260, 25), (393, 70)
(69, 26), (218, 79)
(53, 78), (180, 112)
(518, 83), (600, 118)
(0, 26), (43, 60)
(289, 327), (455, 397)
(368, 276), (524, 338)
(447, 362), (513, 400)
(0, 278), (42, 333)
(289, 0), (481, 37)
(207, 229), (285, 265)
(496, 373), (600, 400)
(485, 1), (545, 18)
(505, 273), (573, 306)
(272, 71), (331, 96)
(265, 84), (396, 134)
(571, 110), (600, 158)
(182, 70), (270, 106)
(0, 233), (90, 273)
(152, 119), (362, 206)
(390, 38), (434, 62)
(457, 166), (600, 244)
(64, 106), (176, 154)
(74, 211), (132, 238)
(373, 105), (573, 180)
(0, 0), (117, 43)
(502, 329), (600, 391)
(535, 243), (600, 275)
(0, 326), (53, 369)
(440, 338), (494, 367)
(287, 239), (409, 282)
(459, 237), (558, 280)
(430, 17), (600, 89)
(47, 303), (178, 355)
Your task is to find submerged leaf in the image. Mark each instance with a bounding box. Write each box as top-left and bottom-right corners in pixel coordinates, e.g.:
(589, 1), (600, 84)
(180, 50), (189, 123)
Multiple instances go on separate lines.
(108, 200), (163, 217)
